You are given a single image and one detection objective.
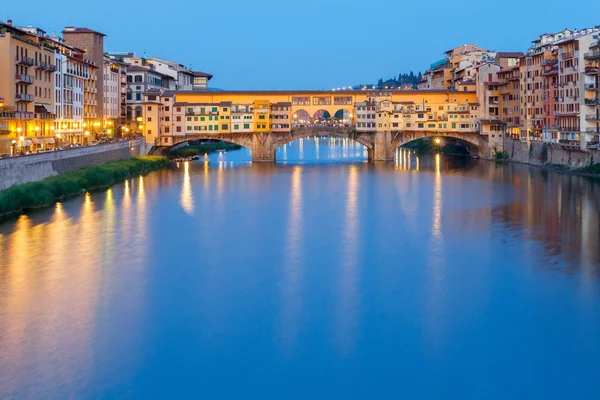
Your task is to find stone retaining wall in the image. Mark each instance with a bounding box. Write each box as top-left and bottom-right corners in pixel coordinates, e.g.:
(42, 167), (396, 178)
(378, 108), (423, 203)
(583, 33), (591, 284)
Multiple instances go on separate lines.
(504, 138), (599, 167)
(0, 138), (146, 191)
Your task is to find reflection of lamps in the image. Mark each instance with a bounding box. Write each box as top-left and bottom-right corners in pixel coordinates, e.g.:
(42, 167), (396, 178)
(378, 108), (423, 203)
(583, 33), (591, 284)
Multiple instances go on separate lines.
(85, 131), (90, 136)
(50, 125), (54, 131)
(17, 127), (22, 133)
(34, 126), (40, 132)
(55, 133), (62, 138)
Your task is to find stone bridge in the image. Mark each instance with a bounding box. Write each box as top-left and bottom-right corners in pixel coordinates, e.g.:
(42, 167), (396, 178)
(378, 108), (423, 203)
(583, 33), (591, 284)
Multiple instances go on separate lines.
(162, 127), (487, 161)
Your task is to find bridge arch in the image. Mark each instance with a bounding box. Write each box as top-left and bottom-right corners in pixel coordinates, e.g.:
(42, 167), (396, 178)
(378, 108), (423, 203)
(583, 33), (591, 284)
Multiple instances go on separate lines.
(158, 134), (255, 155)
(275, 128), (374, 150)
(391, 131), (487, 156)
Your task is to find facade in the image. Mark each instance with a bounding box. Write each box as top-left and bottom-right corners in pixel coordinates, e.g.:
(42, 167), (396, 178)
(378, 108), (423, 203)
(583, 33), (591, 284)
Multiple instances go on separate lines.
(103, 57), (126, 131)
(521, 28), (600, 149)
(0, 21), (100, 154)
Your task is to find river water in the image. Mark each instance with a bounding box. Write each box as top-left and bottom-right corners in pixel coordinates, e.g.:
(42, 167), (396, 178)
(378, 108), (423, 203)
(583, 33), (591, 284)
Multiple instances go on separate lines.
(1, 137), (599, 398)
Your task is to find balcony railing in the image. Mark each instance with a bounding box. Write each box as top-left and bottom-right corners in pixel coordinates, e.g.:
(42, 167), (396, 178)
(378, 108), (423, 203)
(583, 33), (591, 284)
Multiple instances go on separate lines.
(35, 113), (56, 120)
(585, 98), (600, 105)
(584, 51), (600, 60)
(0, 111), (34, 120)
(561, 51), (574, 59)
(585, 66), (599, 75)
(15, 74), (34, 84)
(15, 93), (34, 102)
(585, 114), (600, 121)
(541, 58), (557, 66)
(585, 83), (599, 90)
(16, 55), (35, 66)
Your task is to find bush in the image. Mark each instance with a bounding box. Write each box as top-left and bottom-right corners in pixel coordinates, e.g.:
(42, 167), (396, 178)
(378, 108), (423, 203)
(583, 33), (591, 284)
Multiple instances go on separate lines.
(0, 156), (168, 218)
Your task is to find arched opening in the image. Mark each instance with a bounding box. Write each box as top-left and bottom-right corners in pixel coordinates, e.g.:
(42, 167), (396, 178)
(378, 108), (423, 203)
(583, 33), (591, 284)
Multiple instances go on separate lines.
(292, 109), (310, 127)
(333, 109), (353, 127)
(313, 109), (332, 125)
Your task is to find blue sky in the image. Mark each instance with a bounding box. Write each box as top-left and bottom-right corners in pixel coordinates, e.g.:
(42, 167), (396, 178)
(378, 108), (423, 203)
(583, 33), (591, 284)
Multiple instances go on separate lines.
(5, 0), (600, 89)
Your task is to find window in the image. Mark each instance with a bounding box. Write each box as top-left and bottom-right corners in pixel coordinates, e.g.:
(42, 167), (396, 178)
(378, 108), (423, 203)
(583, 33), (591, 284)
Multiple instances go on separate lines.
(147, 117), (152, 122)
(147, 106), (152, 111)
(259, 115), (265, 120)
(223, 107), (228, 112)
(214, 125), (218, 130)
(212, 107), (217, 112)
(243, 123), (250, 129)
(200, 117), (205, 121)
(176, 126), (181, 132)
(136, 93), (141, 101)
(222, 124), (228, 130)
(234, 124), (239, 130)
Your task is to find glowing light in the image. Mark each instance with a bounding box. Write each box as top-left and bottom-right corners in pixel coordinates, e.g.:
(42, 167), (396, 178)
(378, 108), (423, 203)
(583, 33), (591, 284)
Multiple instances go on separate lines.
(434, 138), (442, 145)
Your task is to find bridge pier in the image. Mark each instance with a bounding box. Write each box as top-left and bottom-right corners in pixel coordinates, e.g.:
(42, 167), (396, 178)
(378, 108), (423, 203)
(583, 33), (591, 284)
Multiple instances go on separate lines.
(251, 133), (276, 162)
(373, 131), (395, 161)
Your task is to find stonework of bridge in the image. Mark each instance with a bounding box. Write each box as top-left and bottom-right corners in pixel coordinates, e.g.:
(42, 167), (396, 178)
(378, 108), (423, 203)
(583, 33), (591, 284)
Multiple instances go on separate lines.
(164, 127), (487, 161)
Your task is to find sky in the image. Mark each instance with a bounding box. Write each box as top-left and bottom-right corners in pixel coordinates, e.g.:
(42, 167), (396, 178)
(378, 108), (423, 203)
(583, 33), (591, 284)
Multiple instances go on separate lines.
(4, 0), (600, 90)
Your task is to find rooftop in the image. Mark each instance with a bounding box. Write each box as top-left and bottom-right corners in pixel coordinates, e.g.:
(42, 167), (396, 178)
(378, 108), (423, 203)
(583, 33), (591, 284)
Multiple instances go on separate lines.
(62, 27), (106, 36)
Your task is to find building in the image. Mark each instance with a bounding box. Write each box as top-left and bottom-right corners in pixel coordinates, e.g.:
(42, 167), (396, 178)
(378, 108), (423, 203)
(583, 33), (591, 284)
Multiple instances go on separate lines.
(62, 27), (105, 122)
(103, 56), (127, 133)
(143, 90), (480, 149)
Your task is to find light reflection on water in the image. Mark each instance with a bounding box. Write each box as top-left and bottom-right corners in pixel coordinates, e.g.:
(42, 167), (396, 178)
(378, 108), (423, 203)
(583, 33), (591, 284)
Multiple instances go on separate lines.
(0, 138), (600, 398)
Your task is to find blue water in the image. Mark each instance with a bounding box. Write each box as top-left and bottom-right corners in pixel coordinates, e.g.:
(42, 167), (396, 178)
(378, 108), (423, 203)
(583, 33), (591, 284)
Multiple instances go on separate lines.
(0, 138), (599, 398)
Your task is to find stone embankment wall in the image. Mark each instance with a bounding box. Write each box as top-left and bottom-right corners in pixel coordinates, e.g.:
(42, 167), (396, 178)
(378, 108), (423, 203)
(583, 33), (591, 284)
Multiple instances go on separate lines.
(504, 138), (598, 167)
(0, 138), (148, 191)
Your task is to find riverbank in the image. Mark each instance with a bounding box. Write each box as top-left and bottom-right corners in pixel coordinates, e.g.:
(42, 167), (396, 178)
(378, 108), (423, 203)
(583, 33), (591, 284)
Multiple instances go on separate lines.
(0, 156), (168, 219)
(169, 142), (242, 159)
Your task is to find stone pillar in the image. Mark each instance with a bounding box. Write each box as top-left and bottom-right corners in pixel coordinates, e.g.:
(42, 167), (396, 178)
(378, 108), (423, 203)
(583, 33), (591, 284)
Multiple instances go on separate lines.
(373, 130), (394, 161)
(251, 133), (276, 162)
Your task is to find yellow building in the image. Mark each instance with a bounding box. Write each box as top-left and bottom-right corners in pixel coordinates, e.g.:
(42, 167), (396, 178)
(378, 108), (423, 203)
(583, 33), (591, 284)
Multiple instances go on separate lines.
(253, 100), (270, 132)
(218, 102), (231, 133)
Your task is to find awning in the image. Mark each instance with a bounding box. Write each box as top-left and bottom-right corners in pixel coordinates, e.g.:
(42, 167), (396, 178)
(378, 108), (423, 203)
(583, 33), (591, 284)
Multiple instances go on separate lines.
(31, 138), (42, 144)
(18, 140), (33, 147)
(45, 138), (55, 144)
(35, 103), (54, 113)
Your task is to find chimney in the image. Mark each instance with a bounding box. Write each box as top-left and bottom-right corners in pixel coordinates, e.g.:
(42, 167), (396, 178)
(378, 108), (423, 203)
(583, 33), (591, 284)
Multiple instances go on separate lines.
(7, 19), (12, 27)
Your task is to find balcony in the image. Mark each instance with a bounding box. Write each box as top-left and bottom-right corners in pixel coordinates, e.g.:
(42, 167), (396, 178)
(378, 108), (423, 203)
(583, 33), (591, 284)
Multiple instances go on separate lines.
(584, 51), (600, 60)
(84, 112), (97, 118)
(585, 83), (599, 90)
(0, 111), (34, 120)
(585, 114), (600, 121)
(84, 86), (97, 93)
(541, 58), (557, 66)
(15, 93), (34, 102)
(585, 66), (599, 75)
(585, 98), (600, 106)
(37, 61), (56, 71)
(16, 55), (35, 66)
(85, 99), (97, 106)
(15, 73), (34, 84)
(561, 51), (574, 59)
(585, 127), (600, 134)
